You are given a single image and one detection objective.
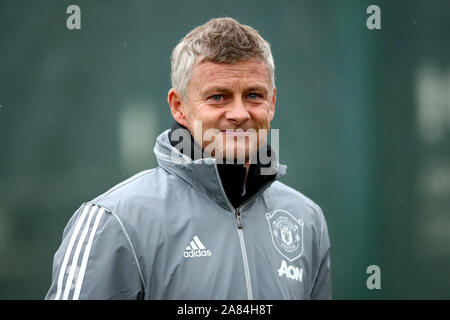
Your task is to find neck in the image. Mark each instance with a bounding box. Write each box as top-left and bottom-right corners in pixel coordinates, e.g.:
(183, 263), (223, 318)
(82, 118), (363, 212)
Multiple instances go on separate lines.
(168, 120), (278, 208)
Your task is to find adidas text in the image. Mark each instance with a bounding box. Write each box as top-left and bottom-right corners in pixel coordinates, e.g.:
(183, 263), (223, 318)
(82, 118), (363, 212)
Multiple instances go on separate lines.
(184, 249), (212, 258)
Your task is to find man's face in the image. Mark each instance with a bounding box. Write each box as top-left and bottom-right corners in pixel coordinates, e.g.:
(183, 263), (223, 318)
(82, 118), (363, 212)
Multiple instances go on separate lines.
(174, 58), (276, 162)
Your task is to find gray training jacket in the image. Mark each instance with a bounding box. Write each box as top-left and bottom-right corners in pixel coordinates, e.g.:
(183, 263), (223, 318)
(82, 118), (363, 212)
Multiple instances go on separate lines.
(46, 129), (331, 300)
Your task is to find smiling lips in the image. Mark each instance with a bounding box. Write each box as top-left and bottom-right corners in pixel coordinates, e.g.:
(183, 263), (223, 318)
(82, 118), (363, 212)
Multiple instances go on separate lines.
(221, 129), (253, 136)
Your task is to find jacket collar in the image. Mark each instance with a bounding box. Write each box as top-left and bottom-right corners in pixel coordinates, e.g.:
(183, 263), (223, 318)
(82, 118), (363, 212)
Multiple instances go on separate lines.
(153, 128), (287, 212)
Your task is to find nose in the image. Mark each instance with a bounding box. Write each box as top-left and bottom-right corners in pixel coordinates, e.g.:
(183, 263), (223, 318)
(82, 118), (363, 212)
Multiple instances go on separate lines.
(225, 97), (251, 124)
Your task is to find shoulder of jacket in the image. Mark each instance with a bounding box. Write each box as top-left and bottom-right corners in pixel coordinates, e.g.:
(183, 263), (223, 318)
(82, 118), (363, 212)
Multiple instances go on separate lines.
(267, 181), (325, 218)
(83, 167), (167, 218)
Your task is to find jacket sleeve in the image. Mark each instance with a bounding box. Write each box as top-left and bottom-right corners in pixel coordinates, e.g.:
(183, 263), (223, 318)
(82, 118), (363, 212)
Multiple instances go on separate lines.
(310, 208), (332, 300)
(45, 203), (145, 300)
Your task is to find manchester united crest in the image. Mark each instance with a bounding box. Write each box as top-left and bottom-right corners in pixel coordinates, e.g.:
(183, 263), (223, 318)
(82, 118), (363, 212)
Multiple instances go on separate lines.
(265, 209), (304, 262)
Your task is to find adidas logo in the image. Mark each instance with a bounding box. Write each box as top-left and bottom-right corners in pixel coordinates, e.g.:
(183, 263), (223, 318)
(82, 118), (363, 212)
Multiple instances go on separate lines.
(183, 235), (212, 258)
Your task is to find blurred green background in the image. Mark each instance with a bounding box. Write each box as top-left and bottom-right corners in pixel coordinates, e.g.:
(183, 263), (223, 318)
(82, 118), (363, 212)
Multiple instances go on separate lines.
(1, 0), (449, 299)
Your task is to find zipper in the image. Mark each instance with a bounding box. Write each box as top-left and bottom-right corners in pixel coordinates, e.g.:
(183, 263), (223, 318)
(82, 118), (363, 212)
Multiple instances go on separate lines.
(212, 163), (278, 300)
(235, 208), (243, 229)
(236, 224), (252, 300)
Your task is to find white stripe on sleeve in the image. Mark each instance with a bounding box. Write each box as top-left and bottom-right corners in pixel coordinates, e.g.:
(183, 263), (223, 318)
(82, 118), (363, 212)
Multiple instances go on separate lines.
(72, 207), (105, 300)
(62, 205), (98, 300)
(55, 204), (90, 300)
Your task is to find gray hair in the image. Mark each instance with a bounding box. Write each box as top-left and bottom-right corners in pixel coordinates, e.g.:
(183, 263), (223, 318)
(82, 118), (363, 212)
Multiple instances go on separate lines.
(171, 17), (275, 98)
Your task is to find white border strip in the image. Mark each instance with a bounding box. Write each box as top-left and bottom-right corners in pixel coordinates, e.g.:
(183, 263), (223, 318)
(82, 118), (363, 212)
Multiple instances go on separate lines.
(109, 211), (146, 290)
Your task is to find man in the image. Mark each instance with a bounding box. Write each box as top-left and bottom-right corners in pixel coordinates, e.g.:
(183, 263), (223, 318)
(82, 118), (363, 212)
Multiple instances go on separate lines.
(46, 17), (331, 300)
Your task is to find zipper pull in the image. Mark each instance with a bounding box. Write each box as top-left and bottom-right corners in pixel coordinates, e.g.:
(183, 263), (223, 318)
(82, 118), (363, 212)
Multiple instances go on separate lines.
(235, 208), (243, 229)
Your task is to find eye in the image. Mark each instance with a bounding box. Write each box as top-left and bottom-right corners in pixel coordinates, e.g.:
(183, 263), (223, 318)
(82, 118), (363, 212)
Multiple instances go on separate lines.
(248, 93), (262, 100)
(209, 94), (223, 101)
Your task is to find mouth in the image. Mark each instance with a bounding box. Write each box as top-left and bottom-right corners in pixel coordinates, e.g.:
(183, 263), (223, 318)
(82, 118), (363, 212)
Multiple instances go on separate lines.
(220, 129), (251, 136)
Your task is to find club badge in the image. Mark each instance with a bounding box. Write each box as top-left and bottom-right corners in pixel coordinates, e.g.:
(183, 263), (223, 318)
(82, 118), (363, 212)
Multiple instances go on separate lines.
(265, 209), (304, 262)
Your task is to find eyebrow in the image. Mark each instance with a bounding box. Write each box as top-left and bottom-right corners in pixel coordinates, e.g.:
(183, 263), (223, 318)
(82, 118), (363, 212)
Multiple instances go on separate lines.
(201, 85), (268, 96)
(244, 86), (268, 95)
(201, 87), (230, 96)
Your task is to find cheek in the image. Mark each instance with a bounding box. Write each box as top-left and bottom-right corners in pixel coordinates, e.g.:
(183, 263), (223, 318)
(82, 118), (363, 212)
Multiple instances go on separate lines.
(199, 107), (225, 125)
(251, 106), (271, 125)
(185, 104), (206, 124)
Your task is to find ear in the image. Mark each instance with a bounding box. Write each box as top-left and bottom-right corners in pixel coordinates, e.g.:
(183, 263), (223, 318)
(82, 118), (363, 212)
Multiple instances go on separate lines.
(268, 87), (276, 122)
(168, 88), (189, 127)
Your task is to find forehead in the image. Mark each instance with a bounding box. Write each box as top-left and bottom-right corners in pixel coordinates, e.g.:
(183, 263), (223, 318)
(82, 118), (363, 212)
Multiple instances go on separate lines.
(190, 59), (271, 89)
